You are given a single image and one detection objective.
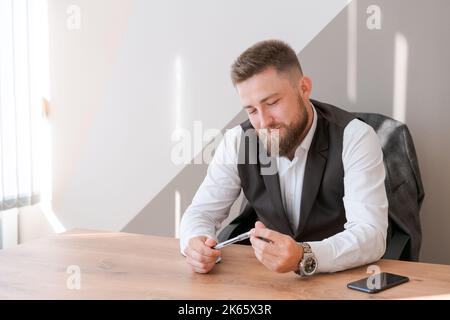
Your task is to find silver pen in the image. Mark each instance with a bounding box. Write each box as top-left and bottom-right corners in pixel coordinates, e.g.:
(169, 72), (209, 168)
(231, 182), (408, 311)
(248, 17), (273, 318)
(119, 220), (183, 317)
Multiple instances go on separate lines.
(213, 231), (252, 250)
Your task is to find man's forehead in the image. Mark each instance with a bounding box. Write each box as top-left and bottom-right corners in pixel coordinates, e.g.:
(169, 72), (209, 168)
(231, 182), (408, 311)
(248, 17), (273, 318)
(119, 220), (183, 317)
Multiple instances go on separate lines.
(237, 69), (286, 104)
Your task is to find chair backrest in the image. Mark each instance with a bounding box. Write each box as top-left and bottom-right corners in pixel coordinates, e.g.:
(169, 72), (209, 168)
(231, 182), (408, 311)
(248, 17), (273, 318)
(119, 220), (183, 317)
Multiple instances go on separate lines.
(355, 113), (425, 261)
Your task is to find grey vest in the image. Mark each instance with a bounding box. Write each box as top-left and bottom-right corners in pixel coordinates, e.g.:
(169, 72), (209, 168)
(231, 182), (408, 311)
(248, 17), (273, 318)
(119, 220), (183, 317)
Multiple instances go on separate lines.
(235, 99), (356, 242)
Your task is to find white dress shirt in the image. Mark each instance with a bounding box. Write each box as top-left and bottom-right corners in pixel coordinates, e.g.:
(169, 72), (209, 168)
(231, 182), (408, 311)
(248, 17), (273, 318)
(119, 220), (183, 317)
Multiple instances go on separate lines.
(180, 103), (388, 273)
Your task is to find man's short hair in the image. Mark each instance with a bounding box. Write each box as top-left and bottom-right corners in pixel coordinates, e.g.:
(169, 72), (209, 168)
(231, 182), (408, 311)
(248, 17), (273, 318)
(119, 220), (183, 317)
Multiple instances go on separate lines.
(231, 39), (303, 85)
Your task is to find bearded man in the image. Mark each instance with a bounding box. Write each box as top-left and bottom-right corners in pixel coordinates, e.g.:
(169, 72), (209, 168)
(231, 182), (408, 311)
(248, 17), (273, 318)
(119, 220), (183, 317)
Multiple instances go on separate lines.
(180, 39), (388, 276)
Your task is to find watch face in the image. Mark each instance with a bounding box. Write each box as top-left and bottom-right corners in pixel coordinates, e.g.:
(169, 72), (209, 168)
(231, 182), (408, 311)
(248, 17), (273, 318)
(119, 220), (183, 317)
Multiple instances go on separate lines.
(304, 257), (317, 274)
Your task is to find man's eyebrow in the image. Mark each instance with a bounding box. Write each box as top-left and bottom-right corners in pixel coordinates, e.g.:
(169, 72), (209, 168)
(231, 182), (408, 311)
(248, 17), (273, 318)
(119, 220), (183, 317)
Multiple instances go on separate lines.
(243, 93), (279, 109)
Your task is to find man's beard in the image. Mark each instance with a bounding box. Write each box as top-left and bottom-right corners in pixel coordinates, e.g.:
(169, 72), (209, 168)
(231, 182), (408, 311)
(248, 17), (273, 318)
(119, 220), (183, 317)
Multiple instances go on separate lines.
(259, 94), (309, 157)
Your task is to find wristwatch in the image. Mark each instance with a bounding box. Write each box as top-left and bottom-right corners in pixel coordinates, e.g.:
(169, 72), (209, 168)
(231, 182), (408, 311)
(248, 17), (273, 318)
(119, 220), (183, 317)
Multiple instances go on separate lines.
(295, 242), (318, 277)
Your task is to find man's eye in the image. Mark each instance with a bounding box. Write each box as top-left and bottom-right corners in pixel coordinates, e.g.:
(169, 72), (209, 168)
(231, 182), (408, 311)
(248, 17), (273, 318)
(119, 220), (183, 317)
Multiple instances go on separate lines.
(249, 109), (257, 115)
(267, 99), (280, 106)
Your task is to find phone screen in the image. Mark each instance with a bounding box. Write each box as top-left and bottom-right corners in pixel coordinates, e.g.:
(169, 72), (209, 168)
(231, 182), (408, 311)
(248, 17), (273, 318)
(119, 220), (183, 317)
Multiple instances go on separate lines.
(347, 272), (409, 293)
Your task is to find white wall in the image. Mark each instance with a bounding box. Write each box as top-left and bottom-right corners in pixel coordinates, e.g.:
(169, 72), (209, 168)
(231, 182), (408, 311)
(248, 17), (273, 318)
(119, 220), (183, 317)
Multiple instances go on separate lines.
(1, 205), (56, 248)
(17, 205), (54, 243)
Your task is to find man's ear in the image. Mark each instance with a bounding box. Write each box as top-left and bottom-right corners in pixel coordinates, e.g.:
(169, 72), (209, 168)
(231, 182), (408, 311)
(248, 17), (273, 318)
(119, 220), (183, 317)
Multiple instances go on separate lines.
(299, 76), (313, 99)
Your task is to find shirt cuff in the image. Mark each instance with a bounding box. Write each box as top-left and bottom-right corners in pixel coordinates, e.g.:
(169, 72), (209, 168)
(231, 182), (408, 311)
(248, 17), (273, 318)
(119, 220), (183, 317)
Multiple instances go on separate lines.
(305, 240), (335, 273)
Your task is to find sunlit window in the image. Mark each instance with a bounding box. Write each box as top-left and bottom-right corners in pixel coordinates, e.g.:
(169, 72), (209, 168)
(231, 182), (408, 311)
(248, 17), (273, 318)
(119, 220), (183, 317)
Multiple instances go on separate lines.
(0, 0), (50, 212)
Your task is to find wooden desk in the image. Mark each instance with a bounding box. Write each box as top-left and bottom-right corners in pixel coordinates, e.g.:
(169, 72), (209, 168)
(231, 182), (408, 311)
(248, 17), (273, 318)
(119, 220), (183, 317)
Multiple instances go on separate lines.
(0, 229), (449, 299)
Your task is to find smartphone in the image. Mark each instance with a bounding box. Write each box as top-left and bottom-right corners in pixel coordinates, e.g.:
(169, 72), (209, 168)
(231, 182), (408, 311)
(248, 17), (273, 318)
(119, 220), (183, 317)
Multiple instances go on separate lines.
(347, 272), (409, 293)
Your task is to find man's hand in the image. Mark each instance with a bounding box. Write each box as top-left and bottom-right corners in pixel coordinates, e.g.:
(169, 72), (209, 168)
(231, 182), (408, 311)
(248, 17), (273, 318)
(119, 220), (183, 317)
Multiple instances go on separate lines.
(184, 236), (221, 274)
(250, 221), (303, 273)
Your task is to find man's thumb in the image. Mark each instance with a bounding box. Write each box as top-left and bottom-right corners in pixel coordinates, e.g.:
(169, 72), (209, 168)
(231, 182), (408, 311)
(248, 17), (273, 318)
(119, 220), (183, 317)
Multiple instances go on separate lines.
(255, 221), (266, 229)
(205, 238), (217, 248)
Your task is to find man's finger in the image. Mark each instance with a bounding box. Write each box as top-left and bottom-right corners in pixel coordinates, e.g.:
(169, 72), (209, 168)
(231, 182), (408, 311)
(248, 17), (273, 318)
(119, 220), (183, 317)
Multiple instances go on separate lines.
(186, 255), (215, 271)
(191, 244), (220, 258)
(254, 248), (276, 271)
(186, 248), (218, 264)
(251, 227), (279, 243)
(253, 246), (277, 260)
(189, 262), (213, 274)
(250, 236), (277, 256)
(190, 239), (221, 258)
(204, 238), (217, 248)
(255, 221), (266, 229)
(192, 266), (213, 274)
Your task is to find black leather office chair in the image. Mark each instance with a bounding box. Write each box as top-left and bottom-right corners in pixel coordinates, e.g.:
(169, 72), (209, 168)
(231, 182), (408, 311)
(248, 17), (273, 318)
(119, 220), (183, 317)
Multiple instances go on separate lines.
(218, 113), (425, 261)
(355, 113), (424, 261)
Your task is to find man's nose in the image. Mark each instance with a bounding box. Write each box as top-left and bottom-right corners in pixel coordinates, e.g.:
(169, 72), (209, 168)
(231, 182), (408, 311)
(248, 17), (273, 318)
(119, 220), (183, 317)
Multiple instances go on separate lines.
(259, 109), (274, 128)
